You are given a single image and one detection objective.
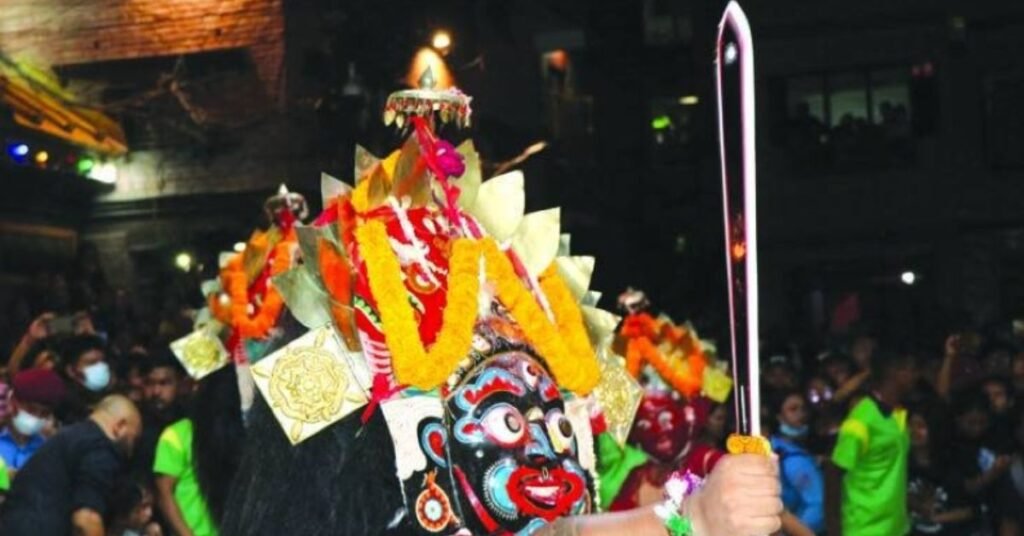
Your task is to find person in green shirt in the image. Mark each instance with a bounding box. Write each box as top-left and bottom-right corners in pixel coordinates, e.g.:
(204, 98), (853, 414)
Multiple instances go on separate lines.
(0, 456), (10, 492)
(153, 366), (243, 536)
(826, 350), (919, 536)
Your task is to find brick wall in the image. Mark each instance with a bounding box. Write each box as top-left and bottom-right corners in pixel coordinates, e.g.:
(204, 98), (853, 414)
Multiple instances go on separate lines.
(0, 0), (284, 99)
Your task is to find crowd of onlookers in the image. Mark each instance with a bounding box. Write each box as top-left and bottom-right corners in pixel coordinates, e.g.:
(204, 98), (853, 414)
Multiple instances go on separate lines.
(0, 243), (240, 536)
(1, 246), (1023, 535)
(0, 307), (242, 536)
(755, 331), (1024, 536)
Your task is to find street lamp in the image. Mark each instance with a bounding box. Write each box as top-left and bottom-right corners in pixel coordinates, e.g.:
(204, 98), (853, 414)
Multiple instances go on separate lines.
(900, 271), (916, 285)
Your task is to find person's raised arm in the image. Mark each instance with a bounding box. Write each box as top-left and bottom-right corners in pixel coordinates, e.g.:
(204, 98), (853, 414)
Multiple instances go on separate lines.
(936, 335), (960, 400)
(7, 313), (54, 381)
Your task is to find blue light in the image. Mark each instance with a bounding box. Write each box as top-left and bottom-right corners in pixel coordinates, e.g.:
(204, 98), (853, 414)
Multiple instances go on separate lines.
(7, 143), (29, 158)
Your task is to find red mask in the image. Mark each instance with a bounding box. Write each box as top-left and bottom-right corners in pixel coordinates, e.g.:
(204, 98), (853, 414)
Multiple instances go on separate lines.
(629, 393), (705, 463)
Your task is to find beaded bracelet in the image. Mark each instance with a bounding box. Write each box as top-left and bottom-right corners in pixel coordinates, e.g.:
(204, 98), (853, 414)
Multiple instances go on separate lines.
(653, 471), (704, 536)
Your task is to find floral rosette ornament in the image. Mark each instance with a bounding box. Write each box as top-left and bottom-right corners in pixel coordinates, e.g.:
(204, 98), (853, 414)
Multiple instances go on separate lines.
(262, 80), (643, 535)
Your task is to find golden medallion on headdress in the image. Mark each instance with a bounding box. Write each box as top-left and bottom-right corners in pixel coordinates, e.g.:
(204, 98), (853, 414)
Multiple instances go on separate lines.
(170, 328), (230, 380)
(593, 351), (643, 447)
(252, 325), (369, 445)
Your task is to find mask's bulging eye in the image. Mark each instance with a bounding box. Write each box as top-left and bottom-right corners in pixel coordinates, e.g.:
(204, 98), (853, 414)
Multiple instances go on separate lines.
(658, 411), (674, 430)
(521, 361), (541, 388)
(481, 403), (527, 447)
(546, 410), (575, 454)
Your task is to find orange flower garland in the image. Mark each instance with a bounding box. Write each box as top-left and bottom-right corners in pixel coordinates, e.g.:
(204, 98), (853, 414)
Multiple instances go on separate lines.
(354, 219), (600, 394)
(220, 229), (296, 340)
(625, 337), (705, 397)
(623, 316), (707, 397)
(318, 237), (360, 351)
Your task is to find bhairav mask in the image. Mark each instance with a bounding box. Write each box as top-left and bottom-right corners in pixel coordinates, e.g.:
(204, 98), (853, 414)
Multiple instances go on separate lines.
(237, 82), (641, 535)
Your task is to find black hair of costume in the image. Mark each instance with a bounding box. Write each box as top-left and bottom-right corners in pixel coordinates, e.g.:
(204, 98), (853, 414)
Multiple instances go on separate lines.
(191, 364), (244, 526)
(220, 392), (412, 536)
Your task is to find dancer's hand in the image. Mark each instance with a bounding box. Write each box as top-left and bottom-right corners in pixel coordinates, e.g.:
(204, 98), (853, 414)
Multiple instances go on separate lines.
(690, 454), (783, 536)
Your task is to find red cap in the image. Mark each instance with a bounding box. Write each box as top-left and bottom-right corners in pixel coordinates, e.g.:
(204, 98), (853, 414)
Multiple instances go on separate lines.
(12, 369), (66, 407)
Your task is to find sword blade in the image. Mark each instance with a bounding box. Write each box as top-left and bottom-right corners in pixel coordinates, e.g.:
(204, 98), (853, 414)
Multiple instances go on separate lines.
(716, 1), (760, 438)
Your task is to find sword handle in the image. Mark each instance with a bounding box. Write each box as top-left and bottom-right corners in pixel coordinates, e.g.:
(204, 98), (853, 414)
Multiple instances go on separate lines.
(725, 433), (771, 456)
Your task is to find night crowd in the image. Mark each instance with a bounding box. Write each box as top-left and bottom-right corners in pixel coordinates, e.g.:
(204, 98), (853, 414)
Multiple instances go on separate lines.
(0, 253), (1021, 536)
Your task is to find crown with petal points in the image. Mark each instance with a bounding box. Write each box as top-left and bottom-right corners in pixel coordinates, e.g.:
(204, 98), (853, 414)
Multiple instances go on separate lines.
(253, 84), (644, 452)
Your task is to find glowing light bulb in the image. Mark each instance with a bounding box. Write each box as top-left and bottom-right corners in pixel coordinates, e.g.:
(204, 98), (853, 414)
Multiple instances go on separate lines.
(175, 252), (193, 272)
(432, 30), (452, 52)
(7, 143), (29, 159)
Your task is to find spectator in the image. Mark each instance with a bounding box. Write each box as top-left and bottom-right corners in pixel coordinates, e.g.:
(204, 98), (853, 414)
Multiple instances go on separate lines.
(1012, 349), (1024, 395)
(0, 369), (66, 474)
(770, 390), (824, 535)
(907, 404), (976, 535)
(116, 349), (150, 405)
(106, 477), (162, 536)
(981, 376), (1018, 453)
(58, 334), (114, 424)
(764, 352), (800, 393)
(821, 352), (855, 390)
(805, 373), (835, 407)
(0, 395), (142, 535)
(154, 366), (243, 536)
(822, 352), (870, 405)
(951, 391), (1014, 534)
(991, 405), (1024, 535)
(849, 334), (877, 373)
(133, 351), (189, 476)
(0, 457), (9, 494)
(827, 350), (918, 536)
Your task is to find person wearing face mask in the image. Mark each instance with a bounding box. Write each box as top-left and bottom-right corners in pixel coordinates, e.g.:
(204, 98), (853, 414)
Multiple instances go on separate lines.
(769, 390), (824, 535)
(57, 334), (114, 425)
(0, 369), (66, 476)
(0, 395), (142, 536)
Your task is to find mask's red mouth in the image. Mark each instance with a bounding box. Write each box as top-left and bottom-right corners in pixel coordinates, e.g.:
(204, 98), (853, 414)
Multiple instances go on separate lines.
(507, 466), (584, 521)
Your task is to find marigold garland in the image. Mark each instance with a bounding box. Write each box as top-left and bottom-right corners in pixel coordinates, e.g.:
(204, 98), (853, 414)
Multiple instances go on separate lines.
(208, 292), (233, 324)
(219, 229), (296, 340)
(538, 264), (600, 391)
(481, 240), (599, 395)
(318, 237), (361, 350)
(623, 320), (706, 397)
(356, 219), (481, 389)
(354, 219), (600, 394)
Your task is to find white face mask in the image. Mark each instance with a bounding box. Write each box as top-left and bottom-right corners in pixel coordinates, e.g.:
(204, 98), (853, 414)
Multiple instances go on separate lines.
(12, 410), (46, 436)
(82, 361), (111, 392)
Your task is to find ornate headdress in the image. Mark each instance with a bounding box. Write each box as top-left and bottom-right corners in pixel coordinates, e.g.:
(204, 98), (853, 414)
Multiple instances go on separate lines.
(171, 185), (306, 416)
(245, 83), (642, 534)
(600, 290), (733, 510)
